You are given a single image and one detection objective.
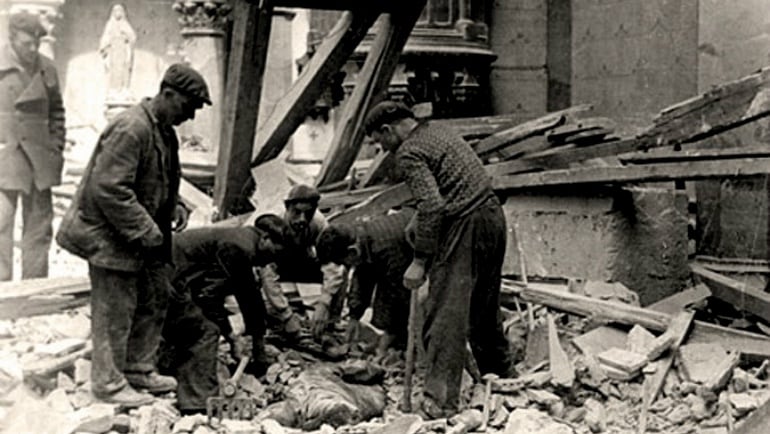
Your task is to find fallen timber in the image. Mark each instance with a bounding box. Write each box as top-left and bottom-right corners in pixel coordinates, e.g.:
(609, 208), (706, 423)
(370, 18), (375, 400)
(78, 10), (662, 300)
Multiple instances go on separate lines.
(499, 279), (770, 361)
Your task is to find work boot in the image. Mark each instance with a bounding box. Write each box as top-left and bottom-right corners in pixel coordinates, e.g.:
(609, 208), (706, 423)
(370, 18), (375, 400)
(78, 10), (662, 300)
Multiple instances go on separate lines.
(125, 371), (178, 394)
(95, 385), (154, 408)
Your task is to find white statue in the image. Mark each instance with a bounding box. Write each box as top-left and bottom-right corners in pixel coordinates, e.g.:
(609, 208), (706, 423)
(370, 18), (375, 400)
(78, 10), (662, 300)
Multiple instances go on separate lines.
(100, 4), (136, 101)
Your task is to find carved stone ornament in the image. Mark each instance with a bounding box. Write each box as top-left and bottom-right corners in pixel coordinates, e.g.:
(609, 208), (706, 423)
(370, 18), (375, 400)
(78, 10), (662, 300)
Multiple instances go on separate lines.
(172, 0), (232, 36)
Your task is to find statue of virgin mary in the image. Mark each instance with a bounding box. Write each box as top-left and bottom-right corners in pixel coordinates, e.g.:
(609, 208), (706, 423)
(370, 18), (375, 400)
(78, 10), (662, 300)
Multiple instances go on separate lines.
(100, 4), (136, 101)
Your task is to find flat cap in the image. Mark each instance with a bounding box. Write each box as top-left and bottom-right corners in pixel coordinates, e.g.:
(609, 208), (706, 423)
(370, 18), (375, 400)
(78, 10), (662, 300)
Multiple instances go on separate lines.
(9, 11), (47, 38)
(161, 63), (212, 105)
(364, 100), (414, 135)
(285, 184), (320, 205)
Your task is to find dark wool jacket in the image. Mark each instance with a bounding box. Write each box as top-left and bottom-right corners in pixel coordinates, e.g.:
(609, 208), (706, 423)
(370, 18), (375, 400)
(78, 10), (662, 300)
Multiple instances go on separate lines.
(56, 99), (180, 271)
(0, 45), (65, 192)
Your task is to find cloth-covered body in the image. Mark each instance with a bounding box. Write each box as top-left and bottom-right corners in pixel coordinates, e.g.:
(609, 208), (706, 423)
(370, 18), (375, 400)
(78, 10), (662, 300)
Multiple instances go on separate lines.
(0, 44), (65, 279)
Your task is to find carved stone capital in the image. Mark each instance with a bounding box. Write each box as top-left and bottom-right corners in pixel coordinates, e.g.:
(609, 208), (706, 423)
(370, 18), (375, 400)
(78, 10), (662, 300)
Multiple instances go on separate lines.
(172, 0), (231, 37)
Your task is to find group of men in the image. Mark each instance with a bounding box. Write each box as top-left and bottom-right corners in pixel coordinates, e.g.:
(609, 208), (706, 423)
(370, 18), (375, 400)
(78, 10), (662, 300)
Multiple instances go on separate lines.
(5, 10), (513, 420)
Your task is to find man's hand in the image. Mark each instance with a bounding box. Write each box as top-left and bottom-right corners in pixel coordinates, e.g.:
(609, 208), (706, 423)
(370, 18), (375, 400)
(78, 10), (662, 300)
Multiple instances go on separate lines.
(312, 302), (330, 339)
(172, 204), (190, 232)
(403, 258), (427, 290)
(345, 318), (360, 344)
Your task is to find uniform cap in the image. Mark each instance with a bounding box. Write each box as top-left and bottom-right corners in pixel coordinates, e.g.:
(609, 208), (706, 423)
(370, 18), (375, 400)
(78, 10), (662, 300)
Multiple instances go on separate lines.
(9, 11), (47, 38)
(285, 184), (321, 205)
(161, 63), (212, 105)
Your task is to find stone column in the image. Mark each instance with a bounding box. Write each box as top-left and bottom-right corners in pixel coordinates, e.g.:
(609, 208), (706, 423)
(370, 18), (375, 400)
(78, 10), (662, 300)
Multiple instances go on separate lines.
(173, 0), (231, 155)
(9, 0), (65, 59)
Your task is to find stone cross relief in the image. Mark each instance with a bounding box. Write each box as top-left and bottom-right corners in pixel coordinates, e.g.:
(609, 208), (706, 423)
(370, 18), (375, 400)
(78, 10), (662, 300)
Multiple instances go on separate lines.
(99, 3), (136, 104)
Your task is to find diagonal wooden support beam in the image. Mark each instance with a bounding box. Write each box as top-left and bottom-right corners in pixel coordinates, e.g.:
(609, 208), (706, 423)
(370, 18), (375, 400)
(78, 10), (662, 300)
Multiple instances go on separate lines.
(250, 10), (380, 168)
(213, 0), (273, 220)
(314, 0), (427, 187)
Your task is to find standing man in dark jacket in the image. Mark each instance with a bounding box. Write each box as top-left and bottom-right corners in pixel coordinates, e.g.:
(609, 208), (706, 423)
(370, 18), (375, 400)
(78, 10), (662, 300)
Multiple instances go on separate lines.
(56, 64), (210, 407)
(161, 214), (289, 414)
(364, 101), (512, 419)
(315, 210), (414, 357)
(0, 12), (66, 280)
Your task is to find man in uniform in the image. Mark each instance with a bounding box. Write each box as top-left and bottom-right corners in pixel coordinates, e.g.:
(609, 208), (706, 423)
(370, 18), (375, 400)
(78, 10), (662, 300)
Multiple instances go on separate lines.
(160, 214), (289, 414)
(57, 63), (210, 407)
(0, 11), (66, 280)
(363, 101), (512, 419)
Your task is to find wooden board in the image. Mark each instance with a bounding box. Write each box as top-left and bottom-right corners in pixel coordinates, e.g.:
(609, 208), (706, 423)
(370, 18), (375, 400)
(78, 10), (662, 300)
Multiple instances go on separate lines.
(0, 277), (91, 320)
(250, 10), (379, 167)
(327, 183), (412, 224)
(619, 146), (770, 165)
(474, 105), (592, 157)
(493, 157), (770, 191)
(315, 3), (427, 186)
(691, 264), (770, 323)
(212, 0), (273, 219)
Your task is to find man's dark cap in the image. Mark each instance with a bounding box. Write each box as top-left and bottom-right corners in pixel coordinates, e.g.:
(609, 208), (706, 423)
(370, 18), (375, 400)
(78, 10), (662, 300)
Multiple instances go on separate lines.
(284, 184), (321, 206)
(364, 100), (415, 135)
(161, 63), (212, 105)
(9, 11), (47, 38)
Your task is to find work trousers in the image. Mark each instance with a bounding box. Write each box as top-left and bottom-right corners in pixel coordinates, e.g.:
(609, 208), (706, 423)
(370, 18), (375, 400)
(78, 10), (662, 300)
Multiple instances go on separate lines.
(159, 293), (219, 412)
(89, 263), (170, 396)
(0, 188), (53, 280)
(422, 197), (512, 412)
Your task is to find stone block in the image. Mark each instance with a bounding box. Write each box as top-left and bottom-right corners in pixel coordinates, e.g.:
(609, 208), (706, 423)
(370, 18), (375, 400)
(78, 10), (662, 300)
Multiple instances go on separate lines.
(74, 358), (91, 385)
(596, 348), (647, 374)
(678, 343), (729, 384)
(504, 408), (574, 434)
(69, 403), (117, 433)
(46, 387), (74, 414)
(626, 325), (657, 355)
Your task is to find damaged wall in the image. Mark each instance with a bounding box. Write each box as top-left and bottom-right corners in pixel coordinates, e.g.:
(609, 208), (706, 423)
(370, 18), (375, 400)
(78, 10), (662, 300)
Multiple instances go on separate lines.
(695, 0), (770, 260)
(503, 186), (689, 306)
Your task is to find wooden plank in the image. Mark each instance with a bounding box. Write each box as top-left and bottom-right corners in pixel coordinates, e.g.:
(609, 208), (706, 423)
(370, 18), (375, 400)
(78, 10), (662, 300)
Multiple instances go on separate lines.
(213, 0), (273, 219)
(646, 67), (770, 146)
(319, 185), (389, 210)
(646, 283), (712, 316)
(179, 178), (211, 212)
(0, 277), (91, 320)
(691, 264), (770, 323)
(474, 105), (592, 157)
(547, 313), (575, 388)
(493, 157), (770, 191)
(485, 138), (642, 177)
(693, 255), (770, 275)
(327, 183), (412, 224)
(23, 342), (93, 378)
(315, 2), (427, 186)
(638, 311), (695, 434)
(444, 114), (521, 142)
(250, 11), (379, 167)
(501, 280), (770, 359)
(620, 146), (770, 165)
(493, 135), (549, 162)
(360, 150), (396, 187)
(546, 117), (616, 144)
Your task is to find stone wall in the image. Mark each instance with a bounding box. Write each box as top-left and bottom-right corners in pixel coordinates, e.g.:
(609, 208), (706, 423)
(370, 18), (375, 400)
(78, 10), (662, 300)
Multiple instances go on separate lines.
(695, 0), (770, 259)
(503, 187), (690, 306)
(571, 0), (698, 128)
(489, 0), (548, 125)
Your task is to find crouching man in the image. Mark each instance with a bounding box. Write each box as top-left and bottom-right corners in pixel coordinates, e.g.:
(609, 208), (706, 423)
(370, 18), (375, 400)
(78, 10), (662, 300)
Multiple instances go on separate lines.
(159, 214), (288, 414)
(316, 210), (415, 358)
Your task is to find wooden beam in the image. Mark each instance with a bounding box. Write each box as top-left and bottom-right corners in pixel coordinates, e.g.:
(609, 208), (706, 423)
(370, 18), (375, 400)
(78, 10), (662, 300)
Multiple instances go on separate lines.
(328, 182), (412, 224)
(315, 1), (427, 186)
(250, 11), (379, 167)
(0, 276), (91, 320)
(318, 185), (389, 210)
(693, 255), (770, 275)
(620, 146), (770, 165)
(213, 0), (273, 220)
(360, 150), (396, 187)
(691, 264), (770, 323)
(500, 280), (770, 359)
(493, 157), (770, 191)
(474, 105), (592, 157)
